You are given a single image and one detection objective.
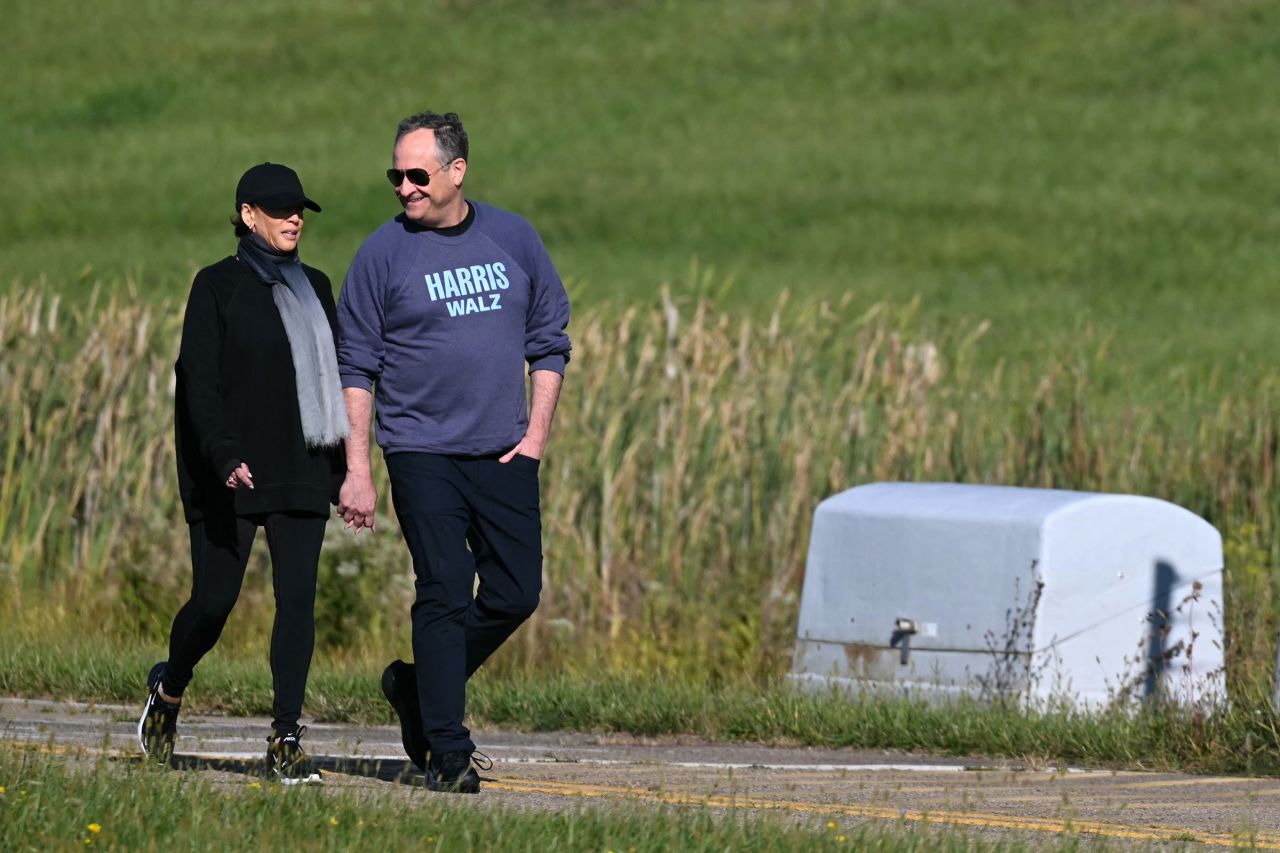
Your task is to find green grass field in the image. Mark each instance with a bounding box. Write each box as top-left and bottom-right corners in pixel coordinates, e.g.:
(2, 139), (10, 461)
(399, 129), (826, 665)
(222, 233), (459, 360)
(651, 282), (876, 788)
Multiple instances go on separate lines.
(5, 0), (1280, 391)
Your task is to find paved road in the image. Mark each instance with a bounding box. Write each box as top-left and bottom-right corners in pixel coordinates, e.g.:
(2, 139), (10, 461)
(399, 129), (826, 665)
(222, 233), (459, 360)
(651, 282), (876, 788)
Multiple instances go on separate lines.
(3, 697), (1277, 848)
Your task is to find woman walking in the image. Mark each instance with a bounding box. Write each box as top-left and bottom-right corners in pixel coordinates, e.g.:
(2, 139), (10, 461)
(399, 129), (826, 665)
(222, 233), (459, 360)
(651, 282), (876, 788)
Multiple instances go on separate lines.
(138, 163), (348, 783)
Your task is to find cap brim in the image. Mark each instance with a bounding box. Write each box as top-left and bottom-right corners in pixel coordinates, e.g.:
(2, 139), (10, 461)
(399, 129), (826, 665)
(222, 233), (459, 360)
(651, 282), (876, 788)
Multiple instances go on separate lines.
(253, 192), (322, 213)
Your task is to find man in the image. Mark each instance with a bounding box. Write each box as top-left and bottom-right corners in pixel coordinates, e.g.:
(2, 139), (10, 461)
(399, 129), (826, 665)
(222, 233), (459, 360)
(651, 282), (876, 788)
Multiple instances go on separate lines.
(336, 111), (571, 794)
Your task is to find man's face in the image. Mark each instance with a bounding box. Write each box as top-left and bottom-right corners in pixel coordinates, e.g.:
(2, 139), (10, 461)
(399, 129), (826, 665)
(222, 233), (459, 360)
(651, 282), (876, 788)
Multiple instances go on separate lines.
(392, 129), (462, 227)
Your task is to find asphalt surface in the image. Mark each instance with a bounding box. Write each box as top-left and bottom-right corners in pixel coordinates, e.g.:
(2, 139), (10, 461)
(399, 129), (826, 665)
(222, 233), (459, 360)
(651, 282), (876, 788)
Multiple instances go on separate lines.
(3, 696), (1278, 849)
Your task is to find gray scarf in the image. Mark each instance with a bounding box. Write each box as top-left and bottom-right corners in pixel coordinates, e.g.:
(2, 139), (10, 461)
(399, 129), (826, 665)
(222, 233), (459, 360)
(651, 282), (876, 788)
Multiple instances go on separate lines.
(237, 234), (349, 448)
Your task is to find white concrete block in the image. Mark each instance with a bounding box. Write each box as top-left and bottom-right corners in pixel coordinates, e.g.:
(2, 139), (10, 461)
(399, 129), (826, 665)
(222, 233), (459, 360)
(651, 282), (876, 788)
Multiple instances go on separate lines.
(791, 483), (1224, 710)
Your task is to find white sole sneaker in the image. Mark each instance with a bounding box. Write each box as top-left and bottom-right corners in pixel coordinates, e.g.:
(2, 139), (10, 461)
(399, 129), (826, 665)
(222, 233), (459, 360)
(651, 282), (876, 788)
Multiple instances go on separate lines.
(280, 772), (323, 786)
(136, 689), (157, 753)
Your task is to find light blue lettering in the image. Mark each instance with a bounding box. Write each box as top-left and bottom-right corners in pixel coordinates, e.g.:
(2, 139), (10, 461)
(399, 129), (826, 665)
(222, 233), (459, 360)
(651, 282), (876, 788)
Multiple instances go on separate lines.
(471, 265), (490, 292)
(441, 293), (502, 317)
(456, 266), (474, 295)
(492, 261), (510, 289)
(425, 272), (444, 301)
(442, 269), (461, 299)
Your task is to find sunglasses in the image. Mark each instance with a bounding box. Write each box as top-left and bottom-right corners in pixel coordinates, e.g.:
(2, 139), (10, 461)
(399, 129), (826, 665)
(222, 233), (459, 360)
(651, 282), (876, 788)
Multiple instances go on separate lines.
(386, 161), (454, 188)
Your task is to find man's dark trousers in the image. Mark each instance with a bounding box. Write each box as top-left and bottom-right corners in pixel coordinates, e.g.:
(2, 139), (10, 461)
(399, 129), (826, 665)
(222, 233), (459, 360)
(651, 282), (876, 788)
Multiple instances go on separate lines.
(386, 451), (543, 755)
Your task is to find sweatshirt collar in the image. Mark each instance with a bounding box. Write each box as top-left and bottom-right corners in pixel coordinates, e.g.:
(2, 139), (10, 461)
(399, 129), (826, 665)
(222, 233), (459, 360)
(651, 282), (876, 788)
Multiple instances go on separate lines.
(428, 202), (474, 238)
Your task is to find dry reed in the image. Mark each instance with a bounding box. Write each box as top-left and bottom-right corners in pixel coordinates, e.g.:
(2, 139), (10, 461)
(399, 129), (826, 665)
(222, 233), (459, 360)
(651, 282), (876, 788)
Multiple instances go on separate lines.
(1, 285), (1276, 690)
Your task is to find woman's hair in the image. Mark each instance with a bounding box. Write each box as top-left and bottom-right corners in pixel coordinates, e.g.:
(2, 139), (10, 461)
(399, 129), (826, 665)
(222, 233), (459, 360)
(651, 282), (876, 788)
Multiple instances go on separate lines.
(229, 207), (250, 237)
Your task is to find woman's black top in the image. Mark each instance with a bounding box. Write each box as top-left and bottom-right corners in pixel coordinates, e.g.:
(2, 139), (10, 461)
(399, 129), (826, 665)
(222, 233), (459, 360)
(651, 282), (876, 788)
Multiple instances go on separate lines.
(175, 255), (345, 522)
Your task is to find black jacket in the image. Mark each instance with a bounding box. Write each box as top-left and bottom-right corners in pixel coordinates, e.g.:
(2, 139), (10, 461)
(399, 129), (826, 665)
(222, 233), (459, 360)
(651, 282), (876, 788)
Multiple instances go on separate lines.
(175, 255), (344, 522)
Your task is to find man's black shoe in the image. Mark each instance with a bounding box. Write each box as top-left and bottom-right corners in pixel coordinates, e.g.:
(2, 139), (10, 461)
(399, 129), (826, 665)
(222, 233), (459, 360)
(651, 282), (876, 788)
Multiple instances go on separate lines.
(381, 659), (428, 772)
(427, 749), (482, 794)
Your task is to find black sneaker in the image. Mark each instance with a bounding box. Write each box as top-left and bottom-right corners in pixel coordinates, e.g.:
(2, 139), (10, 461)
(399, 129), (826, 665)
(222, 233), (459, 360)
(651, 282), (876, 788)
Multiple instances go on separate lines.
(266, 726), (321, 785)
(137, 661), (179, 765)
(427, 749), (485, 794)
(381, 659), (428, 772)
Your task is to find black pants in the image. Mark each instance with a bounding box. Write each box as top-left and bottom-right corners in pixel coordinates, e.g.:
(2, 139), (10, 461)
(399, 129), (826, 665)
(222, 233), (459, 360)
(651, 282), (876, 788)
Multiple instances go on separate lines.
(164, 511), (326, 734)
(386, 452), (543, 755)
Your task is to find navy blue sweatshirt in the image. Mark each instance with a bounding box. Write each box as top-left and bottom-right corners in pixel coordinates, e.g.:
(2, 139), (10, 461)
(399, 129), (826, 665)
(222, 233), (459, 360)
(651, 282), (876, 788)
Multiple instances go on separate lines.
(336, 201), (571, 455)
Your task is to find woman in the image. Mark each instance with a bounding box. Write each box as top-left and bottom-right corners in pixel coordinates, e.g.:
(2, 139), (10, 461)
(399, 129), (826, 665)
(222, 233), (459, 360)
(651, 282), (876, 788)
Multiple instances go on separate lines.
(138, 163), (348, 784)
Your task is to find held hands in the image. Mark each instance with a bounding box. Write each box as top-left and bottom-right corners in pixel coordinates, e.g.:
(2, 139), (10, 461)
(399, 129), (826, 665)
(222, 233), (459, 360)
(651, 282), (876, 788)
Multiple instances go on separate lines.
(338, 471), (377, 534)
(226, 463), (254, 490)
(499, 434), (545, 463)
(334, 434), (538, 536)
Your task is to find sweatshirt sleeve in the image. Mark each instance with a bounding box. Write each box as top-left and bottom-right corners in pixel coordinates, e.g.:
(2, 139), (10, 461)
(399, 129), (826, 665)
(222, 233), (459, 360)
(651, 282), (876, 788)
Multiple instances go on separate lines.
(176, 271), (241, 477)
(522, 228), (572, 374)
(336, 242), (387, 392)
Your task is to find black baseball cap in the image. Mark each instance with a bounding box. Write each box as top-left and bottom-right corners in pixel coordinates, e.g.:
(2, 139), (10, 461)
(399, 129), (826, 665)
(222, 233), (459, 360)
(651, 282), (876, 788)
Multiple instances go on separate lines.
(235, 163), (321, 212)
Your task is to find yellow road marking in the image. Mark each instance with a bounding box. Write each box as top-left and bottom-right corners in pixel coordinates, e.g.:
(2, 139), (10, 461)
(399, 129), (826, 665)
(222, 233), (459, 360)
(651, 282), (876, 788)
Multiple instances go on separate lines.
(3, 740), (75, 755)
(486, 776), (1280, 848)
(997, 796), (1260, 810)
(1098, 776), (1259, 790)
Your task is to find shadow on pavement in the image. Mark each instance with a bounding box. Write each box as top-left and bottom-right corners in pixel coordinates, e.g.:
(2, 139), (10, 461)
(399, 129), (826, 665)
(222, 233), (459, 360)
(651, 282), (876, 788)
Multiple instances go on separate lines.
(117, 753), (428, 784)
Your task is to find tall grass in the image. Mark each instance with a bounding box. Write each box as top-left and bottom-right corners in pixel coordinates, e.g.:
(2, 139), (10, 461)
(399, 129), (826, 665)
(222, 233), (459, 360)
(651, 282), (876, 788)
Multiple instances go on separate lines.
(2, 283), (1277, 701)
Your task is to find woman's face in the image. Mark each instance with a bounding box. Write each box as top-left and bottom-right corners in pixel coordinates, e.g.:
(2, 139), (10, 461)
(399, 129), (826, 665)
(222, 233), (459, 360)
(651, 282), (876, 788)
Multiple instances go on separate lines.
(241, 203), (305, 252)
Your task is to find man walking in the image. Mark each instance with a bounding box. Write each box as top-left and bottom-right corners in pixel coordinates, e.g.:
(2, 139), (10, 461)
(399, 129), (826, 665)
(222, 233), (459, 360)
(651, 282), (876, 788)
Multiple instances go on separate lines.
(336, 111), (571, 793)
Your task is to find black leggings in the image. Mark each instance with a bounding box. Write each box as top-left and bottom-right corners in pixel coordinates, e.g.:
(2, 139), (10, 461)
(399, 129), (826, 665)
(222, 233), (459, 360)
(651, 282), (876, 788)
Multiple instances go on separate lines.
(163, 511), (326, 733)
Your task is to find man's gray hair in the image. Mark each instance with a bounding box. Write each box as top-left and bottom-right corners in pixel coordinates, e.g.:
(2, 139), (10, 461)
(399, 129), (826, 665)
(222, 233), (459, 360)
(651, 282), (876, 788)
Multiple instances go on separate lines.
(395, 111), (469, 164)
